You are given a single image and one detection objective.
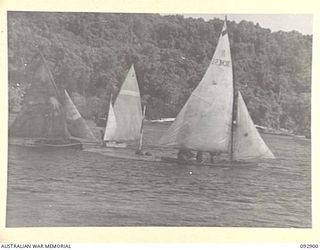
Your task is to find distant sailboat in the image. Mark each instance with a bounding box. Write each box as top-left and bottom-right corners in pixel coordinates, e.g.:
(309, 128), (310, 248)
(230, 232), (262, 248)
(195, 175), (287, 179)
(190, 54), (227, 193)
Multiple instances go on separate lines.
(9, 50), (96, 148)
(103, 65), (143, 147)
(159, 18), (275, 163)
(103, 95), (117, 142)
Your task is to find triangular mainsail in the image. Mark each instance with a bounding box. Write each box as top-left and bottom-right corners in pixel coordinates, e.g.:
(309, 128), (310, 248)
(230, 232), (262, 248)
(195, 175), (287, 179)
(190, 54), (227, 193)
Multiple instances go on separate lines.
(112, 65), (143, 141)
(159, 19), (234, 152)
(9, 54), (69, 139)
(103, 100), (117, 141)
(64, 90), (97, 142)
(233, 92), (275, 160)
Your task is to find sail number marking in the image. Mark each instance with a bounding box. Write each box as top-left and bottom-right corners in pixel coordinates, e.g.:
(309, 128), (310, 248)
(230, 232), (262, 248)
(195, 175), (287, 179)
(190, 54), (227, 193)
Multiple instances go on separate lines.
(211, 59), (231, 67)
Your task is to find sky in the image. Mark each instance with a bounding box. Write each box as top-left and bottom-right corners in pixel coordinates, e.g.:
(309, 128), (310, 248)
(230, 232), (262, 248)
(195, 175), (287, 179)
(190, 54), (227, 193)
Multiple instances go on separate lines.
(170, 14), (313, 35)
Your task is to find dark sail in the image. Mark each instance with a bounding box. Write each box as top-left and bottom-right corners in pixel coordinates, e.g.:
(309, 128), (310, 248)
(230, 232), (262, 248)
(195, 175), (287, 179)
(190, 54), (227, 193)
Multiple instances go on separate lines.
(9, 53), (70, 139)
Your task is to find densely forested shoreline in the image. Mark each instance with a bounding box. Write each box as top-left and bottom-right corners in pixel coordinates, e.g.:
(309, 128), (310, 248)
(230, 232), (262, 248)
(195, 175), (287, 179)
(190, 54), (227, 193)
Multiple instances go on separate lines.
(8, 12), (312, 134)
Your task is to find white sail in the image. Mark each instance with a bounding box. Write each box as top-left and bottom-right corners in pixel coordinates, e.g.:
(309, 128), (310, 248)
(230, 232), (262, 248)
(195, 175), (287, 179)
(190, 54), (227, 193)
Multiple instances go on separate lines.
(104, 101), (117, 141)
(233, 92), (275, 160)
(65, 90), (82, 121)
(113, 65), (143, 141)
(159, 19), (234, 152)
(64, 90), (97, 141)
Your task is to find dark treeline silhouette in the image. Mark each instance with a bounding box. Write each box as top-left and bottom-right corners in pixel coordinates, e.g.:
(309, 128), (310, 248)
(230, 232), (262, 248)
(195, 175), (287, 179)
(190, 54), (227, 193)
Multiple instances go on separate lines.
(8, 12), (312, 134)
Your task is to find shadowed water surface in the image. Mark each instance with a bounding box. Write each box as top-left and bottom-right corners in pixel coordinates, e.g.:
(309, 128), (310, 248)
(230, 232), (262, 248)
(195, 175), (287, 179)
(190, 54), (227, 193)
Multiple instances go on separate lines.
(6, 123), (311, 227)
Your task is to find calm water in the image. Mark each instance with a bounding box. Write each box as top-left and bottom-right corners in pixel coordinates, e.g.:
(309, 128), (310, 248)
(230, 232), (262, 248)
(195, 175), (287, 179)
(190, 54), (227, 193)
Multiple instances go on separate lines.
(6, 123), (311, 227)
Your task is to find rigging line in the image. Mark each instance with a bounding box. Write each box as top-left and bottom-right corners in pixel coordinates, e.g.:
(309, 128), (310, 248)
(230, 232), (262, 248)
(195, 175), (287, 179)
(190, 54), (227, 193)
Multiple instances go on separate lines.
(37, 48), (63, 103)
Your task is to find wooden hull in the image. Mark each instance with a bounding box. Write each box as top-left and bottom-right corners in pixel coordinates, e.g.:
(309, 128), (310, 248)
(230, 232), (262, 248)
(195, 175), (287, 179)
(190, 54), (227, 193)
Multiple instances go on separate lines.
(83, 147), (160, 162)
(83, 147), (257, 167)
(9, 138), (83, 150)
(33, 142), (82, 149)
(161, 157), (258, 167)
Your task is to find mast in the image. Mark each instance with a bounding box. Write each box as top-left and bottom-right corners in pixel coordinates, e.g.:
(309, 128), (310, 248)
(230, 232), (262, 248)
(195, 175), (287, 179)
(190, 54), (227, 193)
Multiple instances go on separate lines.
(138, 105), (146, 152)
(37, 47), (70, 139)
(226, 16), (236, 161)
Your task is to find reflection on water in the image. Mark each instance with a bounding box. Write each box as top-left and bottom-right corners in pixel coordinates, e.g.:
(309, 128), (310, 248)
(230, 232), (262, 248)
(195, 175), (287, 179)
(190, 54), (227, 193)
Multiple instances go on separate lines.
(6, 124), (311, 227)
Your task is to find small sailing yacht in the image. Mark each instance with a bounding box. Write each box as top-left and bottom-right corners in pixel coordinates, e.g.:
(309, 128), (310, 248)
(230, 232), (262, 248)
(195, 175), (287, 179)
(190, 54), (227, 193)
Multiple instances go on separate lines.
(103, 64), (143, 148)
(9, 50), (96, 148)
(159, 17), (275, 165)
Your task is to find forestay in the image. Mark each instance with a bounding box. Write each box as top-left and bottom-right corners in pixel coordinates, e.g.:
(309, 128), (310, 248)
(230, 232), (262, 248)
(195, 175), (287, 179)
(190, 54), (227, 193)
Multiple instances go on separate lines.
(159, 20), (234, 152)
(112, 65), (143, 141)
(233, 92), (275, 160)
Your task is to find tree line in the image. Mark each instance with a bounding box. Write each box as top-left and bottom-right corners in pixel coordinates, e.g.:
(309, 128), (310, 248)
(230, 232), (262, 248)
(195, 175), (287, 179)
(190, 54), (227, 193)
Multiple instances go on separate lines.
(8, 12), (312, 134)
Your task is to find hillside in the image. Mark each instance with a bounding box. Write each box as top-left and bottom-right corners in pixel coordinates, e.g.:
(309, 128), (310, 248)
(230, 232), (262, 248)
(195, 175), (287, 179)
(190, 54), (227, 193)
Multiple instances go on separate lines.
(8, 12), (312, 134)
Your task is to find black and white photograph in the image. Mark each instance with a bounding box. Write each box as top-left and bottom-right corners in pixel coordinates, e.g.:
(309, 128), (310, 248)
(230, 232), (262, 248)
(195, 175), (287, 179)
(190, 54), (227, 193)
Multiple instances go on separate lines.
(6, 12), (312, 228)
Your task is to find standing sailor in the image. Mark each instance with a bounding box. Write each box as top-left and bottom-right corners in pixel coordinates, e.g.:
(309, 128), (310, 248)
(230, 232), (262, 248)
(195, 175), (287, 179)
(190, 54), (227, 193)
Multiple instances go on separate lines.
(196, 151), (204, 163)
(177, 149), (194, 162)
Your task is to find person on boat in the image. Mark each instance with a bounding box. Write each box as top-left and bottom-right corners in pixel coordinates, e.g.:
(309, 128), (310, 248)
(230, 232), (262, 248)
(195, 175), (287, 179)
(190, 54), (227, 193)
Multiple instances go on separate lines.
(196, 151), (204, 163)
(100, 129), (105, 145)
(135, 149), (152, 156)
(178, 149), (194, 162)
(210, 152), (221, 163)
(135, 149), (143, 155)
